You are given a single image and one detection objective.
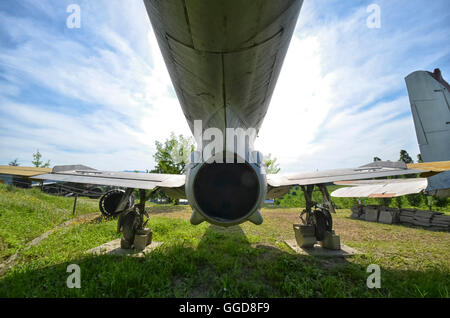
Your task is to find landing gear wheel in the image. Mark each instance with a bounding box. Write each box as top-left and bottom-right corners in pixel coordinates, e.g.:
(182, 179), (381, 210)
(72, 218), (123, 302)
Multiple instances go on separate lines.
(322, 208), (333, 231)
(313, 209), (333, 241)
(99, 189), (135, 218)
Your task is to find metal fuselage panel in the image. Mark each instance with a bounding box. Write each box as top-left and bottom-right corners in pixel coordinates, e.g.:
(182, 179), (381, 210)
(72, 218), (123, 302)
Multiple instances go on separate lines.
(143, 1), (303, 225)
(405, 70), (450, 197)
(143, 0), (303, 147)
(405, 71), (450, 162)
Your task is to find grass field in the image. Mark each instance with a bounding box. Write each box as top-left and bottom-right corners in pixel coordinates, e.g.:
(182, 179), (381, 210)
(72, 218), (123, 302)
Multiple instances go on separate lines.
(0, 184), (449, 297)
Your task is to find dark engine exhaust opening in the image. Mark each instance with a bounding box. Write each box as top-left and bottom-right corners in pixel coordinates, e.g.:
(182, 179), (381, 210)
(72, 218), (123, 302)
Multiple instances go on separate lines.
(193, 162), (260, 222)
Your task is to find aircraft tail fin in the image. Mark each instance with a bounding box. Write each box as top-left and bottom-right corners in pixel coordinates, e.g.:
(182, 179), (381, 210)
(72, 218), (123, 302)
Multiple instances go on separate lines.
(405, 68), (450, 162)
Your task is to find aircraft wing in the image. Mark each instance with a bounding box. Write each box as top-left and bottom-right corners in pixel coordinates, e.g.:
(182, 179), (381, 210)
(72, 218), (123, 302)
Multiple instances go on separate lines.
(265, 161), (427, 198)
(329, 161), (450, 198)
(33, 165), (185, 191)
(331, 178), (428, 198)
(407, 161), (450, 177)
(267, 161), (425, 187)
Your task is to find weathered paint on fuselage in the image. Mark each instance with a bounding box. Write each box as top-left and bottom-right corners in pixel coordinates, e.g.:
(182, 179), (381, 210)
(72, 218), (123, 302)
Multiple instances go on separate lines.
(144, 0), (303, 149)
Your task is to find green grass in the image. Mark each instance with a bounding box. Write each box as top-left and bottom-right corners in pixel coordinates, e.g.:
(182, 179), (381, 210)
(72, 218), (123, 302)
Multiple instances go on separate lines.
(0, 184), (449, 297)
(0, 185), (98, 259)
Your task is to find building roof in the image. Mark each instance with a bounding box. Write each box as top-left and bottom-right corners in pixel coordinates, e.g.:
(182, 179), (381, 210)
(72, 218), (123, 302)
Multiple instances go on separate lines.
(0, 165), (52, 177)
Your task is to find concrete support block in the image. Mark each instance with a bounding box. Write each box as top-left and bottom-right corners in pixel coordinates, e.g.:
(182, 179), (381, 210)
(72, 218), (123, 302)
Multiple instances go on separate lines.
(133, 234), (148, 251)
(365, 207), (379, 222)
(293, 224), (316, 248)
(378, 211), (393, 224)
(120, 238), (132, 250)
(136, 228), (153, 246)
(350, 205), (362, 219)
(319, 231), (341, 250)
(378, 209), (398, 224)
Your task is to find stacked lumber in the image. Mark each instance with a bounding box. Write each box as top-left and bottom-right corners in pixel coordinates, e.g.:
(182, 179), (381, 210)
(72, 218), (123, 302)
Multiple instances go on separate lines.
(398, 209), (450, 231)
(349, 206), (450, 232)
(399, 208), (450, 231)
(430, 214), (450, 231)
(412, 209), (434, 227)
(399, 208), (416, 225)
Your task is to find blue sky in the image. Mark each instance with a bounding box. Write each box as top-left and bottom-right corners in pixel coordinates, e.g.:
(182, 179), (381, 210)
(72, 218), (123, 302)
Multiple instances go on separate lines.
(0, 0), (449, 173)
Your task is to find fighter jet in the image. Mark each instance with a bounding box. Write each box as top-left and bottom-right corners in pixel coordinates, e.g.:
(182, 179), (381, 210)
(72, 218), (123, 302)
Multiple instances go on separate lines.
(34, 0), (441, 247)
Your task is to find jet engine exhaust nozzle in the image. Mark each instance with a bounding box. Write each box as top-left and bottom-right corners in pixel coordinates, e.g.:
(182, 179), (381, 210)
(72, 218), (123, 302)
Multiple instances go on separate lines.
(185, 154), (266, 227)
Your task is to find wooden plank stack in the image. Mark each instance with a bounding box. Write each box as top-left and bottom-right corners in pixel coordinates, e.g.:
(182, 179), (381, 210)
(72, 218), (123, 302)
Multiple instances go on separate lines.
(350, 205), (450, 232)
(399, 208), (450, 231)
(412, 209), (434, 227)
(429, 214), (450, 231)
(399, 208), (416, 225)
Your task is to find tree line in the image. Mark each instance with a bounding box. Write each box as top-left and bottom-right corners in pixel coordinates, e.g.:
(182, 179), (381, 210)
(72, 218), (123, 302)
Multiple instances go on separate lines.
(8, 150), (51, 168)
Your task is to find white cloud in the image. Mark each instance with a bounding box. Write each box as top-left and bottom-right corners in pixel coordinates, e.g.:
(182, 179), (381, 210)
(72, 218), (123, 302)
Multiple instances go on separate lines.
(0, 0), (191, 171)
(256, 0), (450, 173)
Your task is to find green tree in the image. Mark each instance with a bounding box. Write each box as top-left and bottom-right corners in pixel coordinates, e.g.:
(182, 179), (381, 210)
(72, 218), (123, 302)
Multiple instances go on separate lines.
(417, 154), (423, 163)
(434, 196), (448, 208)
(394, 196), (403, 209)
(398, 150), (415, 178)
(399, 150), (413, 164)
(32, 150), (51, 168)
(373, 157), (382, 162)
(151, 133), (195, 174)
(264, 153), (281, 174)
(376, 198), (392, 207)
(426, 196), (437, 211)
(8, 159), (19, 166)
(150, 133), (195, 204)
(406, 193), (423, 207)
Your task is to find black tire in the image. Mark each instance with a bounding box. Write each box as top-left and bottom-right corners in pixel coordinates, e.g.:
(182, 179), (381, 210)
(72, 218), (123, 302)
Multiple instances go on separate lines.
(313, 208), (333, 241)
(323, 208), (333, 231)
(313, 210), (327, 241)
(99, 189), (135, 217)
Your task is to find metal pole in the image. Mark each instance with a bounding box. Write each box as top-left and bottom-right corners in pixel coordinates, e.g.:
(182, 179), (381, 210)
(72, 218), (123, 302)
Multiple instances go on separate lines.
(73, 194), (78, 215)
